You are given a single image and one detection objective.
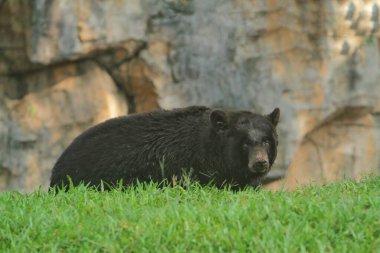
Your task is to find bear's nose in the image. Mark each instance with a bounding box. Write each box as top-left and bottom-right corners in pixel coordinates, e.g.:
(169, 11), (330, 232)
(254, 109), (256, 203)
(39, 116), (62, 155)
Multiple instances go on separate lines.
(256, 160), (268, 168)
(250, 160), (269, 173)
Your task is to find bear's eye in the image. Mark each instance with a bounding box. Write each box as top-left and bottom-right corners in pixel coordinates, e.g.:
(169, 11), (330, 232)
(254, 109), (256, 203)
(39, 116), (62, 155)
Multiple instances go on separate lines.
(262, 139), (270, 147)
(242, 140), (252, 150)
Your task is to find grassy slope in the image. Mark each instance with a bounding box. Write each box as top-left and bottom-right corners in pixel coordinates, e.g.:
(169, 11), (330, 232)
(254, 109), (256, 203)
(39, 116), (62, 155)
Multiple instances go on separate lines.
(0, 177), (379, 253)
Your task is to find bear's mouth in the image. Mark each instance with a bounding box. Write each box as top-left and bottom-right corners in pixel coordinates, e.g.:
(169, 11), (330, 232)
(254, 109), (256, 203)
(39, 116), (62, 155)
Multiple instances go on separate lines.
(249, 171), (268, 179)
(247, 170), (269, 187)
(247, 166), (269, 177)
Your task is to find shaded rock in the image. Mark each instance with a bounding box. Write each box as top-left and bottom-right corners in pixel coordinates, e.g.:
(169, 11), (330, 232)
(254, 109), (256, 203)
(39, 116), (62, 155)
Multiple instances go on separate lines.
(0, 1), (35, 74)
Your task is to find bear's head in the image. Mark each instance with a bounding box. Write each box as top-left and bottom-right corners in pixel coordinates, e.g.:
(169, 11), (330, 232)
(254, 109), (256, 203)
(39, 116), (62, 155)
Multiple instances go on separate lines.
(210, 108), (280, 185)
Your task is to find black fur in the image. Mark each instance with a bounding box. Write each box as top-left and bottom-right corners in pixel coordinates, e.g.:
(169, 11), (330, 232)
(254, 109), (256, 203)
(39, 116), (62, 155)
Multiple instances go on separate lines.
(50, 106), (280, 189)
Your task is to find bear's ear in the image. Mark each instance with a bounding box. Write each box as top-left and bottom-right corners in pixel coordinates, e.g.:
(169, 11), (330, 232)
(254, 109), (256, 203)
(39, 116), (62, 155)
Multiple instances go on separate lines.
(210, 110), (229, 131)
(267, 108), (280, 127)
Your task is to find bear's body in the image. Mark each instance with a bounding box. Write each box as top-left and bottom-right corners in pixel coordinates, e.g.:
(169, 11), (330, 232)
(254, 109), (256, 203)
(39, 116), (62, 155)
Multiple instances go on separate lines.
(50, 106), (280, 189)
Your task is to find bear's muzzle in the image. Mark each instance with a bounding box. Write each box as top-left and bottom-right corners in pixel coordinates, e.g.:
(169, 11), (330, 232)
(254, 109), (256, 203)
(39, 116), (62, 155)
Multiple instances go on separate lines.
(248, 146), (270, 174)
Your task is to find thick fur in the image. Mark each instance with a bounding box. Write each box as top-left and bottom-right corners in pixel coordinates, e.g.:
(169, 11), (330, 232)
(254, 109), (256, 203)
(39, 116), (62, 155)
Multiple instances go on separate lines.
(50, 106), (280, 189)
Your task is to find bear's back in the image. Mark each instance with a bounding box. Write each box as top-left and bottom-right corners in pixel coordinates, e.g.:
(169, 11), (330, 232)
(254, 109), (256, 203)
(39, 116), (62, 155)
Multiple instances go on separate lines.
(50, 106), (210, 188)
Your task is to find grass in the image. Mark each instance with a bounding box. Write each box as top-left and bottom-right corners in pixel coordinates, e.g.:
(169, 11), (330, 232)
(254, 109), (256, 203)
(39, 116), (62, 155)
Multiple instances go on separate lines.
(0, 177), (379, 253)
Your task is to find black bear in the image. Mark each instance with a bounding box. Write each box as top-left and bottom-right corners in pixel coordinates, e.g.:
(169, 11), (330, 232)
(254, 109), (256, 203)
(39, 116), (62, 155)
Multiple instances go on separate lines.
(50, 106), (280, 190)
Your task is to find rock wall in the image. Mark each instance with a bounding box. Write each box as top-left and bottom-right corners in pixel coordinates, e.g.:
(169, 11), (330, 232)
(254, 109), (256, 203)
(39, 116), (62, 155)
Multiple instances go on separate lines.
(0, 0), (379, 191)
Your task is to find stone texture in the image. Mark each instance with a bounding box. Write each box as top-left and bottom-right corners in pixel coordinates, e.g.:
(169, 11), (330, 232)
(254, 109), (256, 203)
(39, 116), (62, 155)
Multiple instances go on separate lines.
(0, 1), (33, 74)
(29, 0), (151, 64)
(0, 61), (127, 191)
(1, 0), (380, 191)
(266, 106), (380, 190)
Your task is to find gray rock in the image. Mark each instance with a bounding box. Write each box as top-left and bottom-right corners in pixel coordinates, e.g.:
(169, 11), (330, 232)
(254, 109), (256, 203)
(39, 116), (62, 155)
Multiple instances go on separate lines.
(0, 0), (379, 191)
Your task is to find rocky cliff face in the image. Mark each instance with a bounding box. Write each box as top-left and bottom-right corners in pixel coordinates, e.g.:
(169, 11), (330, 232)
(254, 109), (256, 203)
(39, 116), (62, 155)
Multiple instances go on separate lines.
(1, 0), (379, 191)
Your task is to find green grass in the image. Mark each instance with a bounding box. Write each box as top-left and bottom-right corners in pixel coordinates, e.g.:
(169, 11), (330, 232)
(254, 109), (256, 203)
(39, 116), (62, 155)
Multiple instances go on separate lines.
(0, 177), (379, 253)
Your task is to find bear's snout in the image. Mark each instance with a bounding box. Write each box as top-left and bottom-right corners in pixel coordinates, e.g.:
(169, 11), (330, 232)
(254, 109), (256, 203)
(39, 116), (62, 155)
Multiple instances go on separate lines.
(250, 160), (269, 174)
(248, 146), (270, 174)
